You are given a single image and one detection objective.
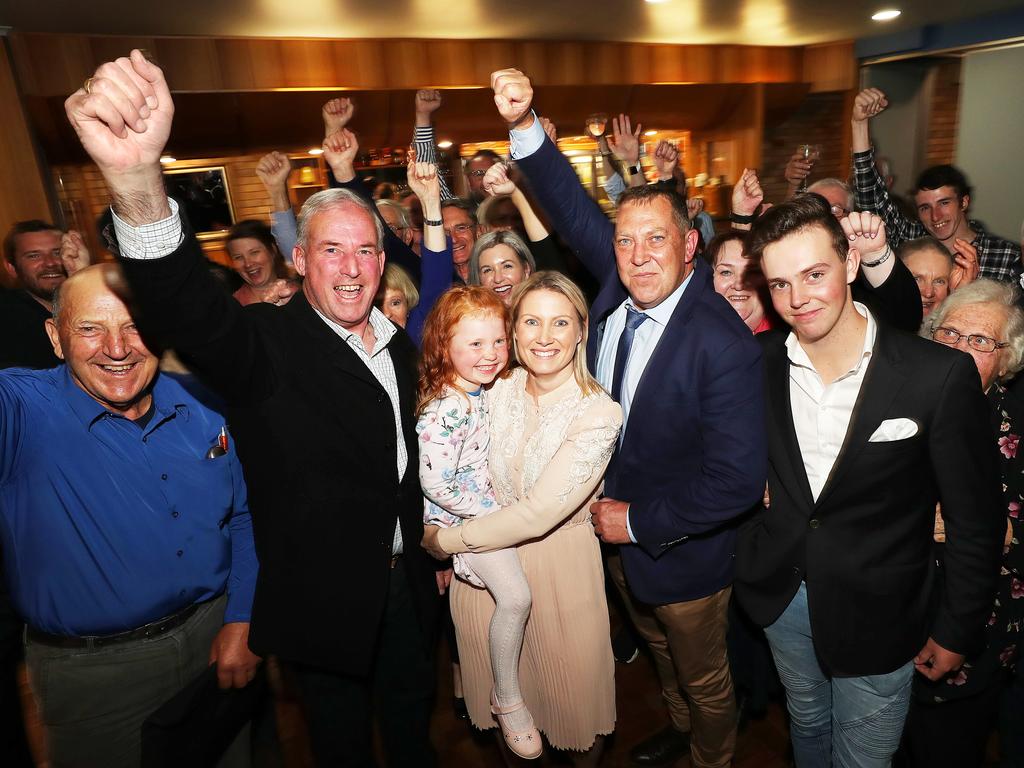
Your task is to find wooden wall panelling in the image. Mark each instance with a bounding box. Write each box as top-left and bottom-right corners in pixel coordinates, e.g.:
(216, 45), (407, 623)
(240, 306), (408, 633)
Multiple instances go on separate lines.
(10, 33), (850, 97)
(154, 37), (224, 91)
(0, 40), (55, 289)
(802, 41), (857, 93)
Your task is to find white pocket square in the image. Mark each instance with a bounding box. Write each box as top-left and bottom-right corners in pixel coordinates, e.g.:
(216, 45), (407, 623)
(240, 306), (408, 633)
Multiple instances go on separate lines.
(868, 417), (919, 442)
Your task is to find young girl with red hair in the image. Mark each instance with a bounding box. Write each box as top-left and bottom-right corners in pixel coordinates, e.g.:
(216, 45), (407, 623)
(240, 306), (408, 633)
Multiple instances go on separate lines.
(416, 285), (541, 759)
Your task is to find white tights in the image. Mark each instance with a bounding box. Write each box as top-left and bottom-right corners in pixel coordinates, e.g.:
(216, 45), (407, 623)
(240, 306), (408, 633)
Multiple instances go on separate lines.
(460, 547), (534, 731)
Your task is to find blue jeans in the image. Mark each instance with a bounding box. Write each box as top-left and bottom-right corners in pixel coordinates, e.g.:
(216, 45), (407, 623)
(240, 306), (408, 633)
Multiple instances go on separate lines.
(764, 582), (913, 768)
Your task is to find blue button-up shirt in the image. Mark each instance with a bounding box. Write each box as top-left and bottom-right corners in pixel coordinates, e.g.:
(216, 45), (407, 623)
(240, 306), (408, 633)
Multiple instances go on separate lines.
(0, 366), (257, 635)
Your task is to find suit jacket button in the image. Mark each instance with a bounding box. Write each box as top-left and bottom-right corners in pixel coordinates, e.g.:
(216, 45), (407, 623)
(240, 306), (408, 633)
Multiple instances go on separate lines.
(809, 518), (820, 529)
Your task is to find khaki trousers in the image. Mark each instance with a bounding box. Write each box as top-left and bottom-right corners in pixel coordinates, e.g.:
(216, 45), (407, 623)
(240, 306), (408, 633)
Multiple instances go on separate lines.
(607, 553), (736, 768)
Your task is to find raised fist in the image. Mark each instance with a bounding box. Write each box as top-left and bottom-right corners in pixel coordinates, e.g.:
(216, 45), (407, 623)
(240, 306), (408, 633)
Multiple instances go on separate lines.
(64, 49), (173, 177)
(840, 211), (888, 264)
(490, 69), (534, 129)
(415, 89), (442, 116)
(255, 151), (292, 192)
(322, 97), (354, 136)
(732, 168), (764, 218)
(482, 163), (517, 197)
(852, 88), (888, 123)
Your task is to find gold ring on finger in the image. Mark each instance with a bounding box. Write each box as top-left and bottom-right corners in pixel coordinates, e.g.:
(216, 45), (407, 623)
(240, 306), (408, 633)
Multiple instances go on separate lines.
(83, 77), (94, 95)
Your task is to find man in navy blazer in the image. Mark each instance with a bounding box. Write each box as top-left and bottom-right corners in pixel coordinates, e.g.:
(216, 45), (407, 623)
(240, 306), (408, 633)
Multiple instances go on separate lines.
(492, 70), (766, 768)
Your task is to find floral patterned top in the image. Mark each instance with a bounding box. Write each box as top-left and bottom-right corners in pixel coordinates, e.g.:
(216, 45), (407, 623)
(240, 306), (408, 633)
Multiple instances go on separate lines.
(921, 378), (1024, 702)
(417, 386), (497, 587)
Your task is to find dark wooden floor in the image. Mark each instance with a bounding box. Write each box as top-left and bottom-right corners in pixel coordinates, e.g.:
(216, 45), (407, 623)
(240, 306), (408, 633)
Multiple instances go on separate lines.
(267, 629), (795, 768)
(427, 637), (794, 768)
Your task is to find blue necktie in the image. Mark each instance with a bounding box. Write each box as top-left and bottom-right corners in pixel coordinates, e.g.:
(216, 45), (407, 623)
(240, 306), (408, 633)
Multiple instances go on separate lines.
(611, 305), (650, 403)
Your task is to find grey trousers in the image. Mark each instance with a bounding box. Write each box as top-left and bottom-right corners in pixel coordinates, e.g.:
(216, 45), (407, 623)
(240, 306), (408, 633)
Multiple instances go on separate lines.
(25, 594), (249, 768)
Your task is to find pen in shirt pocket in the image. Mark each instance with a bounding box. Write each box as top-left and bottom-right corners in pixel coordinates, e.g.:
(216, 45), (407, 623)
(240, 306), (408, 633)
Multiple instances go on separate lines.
(205, 426), (230, 459)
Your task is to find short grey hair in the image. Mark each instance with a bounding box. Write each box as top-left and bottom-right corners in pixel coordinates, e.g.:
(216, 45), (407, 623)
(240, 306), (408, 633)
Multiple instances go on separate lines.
(296, 188), (384, 252)
(51, 282), (65, 321)
(921, 278), (1024, 382)
(468, 230), (536, 285)
(808, 178), (854, 213)
(375, 199), (411, 230)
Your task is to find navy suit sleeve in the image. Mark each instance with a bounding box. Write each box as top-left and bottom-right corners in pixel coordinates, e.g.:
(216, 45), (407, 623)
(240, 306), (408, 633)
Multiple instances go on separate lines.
(407, 242), (453, 347)
(628, 334), (768, 553)
(928, 352), (1004, 654)
(516, 137), (616, 284)
(327, 171), (422, 284)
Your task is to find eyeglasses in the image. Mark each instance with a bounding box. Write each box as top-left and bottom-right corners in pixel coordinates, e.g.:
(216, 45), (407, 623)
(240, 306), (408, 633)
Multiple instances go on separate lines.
(444, 223), (475, 236)
(931, 327), (1009, 354)
(387, 224), (408, 235)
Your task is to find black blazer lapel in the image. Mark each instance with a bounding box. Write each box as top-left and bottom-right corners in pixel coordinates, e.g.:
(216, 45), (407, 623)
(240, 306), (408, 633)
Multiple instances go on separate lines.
(814, 326), (907, 509)
(765, 339), (816, 510)
(285, 292), (385, 392)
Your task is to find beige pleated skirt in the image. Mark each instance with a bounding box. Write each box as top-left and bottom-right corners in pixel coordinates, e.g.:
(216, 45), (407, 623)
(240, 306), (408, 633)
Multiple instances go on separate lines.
(449, 517), (616, 751)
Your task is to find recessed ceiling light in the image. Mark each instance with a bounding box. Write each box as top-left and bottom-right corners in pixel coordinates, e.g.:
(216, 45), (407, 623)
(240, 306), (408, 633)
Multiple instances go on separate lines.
(159, 155), (176, 164)
(871, 8), (901, 20)
(437, 140), (453, 149)
(308, 147), (324, 155)
(644, 130), (658, 136)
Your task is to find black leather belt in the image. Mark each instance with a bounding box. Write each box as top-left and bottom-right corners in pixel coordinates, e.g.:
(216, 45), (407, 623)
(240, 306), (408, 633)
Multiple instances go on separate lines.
(27, 601), (202, 650)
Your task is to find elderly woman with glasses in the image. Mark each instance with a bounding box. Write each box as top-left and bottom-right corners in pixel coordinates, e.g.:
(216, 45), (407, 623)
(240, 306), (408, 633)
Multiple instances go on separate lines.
(902, 278), (1024, 767)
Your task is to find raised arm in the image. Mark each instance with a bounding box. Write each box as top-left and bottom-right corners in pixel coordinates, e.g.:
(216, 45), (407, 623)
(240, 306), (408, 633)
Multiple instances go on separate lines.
(64, 50), (274, 402)
(481, 162), (549, 242)
(255, 151), (296, 261)
(433, 398), (622, 554)
(850, 88), (925, 247)
(608, 114), (646, 188)
(413, 90), (455, 201)
(844, 212), (923, 332)
(490, 69), (616, 281)
(405, 160), (453, 344)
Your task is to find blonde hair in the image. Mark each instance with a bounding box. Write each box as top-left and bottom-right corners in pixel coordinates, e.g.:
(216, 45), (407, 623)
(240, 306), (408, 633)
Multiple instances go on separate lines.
(381, 263), (419, 310)
(507, 271), (604, 397)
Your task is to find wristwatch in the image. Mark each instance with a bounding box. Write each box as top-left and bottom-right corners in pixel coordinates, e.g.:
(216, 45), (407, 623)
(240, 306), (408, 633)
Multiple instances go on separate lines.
(628, 163), (642, 177)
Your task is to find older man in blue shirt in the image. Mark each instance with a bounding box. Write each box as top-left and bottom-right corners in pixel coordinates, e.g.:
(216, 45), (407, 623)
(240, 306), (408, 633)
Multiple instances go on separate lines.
(0, 264), (258, 767)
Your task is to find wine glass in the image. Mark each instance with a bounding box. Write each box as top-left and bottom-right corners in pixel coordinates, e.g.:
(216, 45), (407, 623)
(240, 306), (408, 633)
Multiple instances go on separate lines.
(585, 113), (608, 138)
(797, 144), (821, 192)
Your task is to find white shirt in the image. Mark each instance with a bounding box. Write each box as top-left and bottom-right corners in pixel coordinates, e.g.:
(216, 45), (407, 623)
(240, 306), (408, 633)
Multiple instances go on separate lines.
(786, 302), (877, 502)
(595, 273), (694, 437)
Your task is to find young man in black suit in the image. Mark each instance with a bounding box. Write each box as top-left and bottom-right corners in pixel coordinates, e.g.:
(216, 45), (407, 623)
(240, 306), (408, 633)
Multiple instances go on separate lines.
(65, 51), (443, 767)
(734, 195), (1004, 767)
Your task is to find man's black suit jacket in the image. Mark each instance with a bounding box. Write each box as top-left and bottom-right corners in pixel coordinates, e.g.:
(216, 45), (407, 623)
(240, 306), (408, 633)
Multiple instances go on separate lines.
(119, 225), (438, 676)
(734, 323), (1004, 677)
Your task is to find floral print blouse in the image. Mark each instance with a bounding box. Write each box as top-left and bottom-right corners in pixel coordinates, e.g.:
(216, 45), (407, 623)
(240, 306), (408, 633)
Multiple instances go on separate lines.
(417, 387), (497, 587)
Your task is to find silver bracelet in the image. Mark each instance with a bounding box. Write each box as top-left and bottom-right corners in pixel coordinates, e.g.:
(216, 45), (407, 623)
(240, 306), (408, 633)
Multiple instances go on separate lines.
(862, 244), (892, 268)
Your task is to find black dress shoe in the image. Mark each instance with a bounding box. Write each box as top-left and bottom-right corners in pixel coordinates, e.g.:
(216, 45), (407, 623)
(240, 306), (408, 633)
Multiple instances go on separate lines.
(629, 725), (690, 766)
(453, 696), (469, 721)
(612, 626), (640, 664)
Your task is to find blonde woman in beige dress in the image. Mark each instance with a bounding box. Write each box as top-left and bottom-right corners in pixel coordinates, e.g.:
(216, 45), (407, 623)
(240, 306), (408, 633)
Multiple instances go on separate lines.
(422, 271), (623, 764)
